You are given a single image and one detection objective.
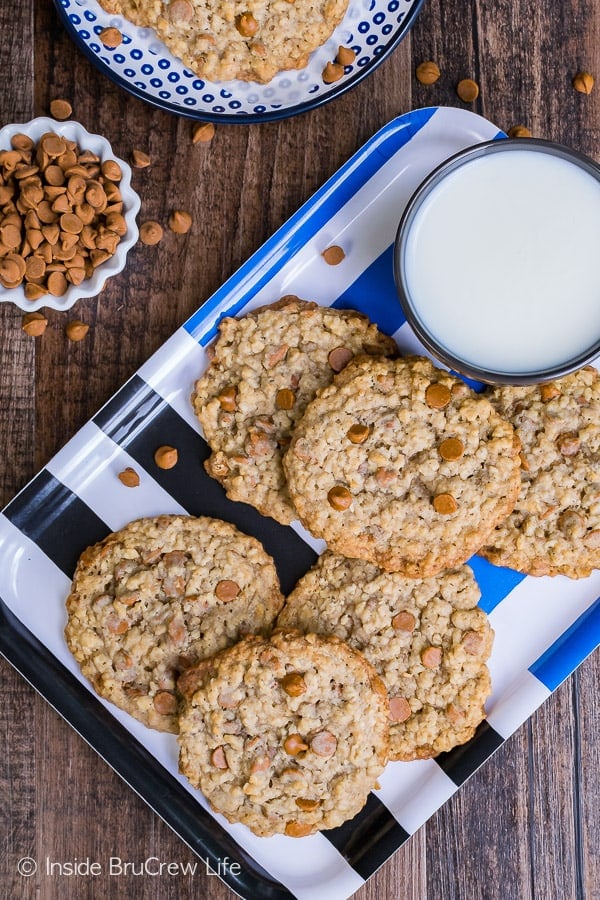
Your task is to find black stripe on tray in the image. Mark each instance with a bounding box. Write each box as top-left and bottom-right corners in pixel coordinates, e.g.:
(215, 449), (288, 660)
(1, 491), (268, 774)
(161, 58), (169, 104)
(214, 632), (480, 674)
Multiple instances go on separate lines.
(434, 720), (505, 787)
(323, 792), (410, 880)
(93, 375), (318, 595)
(3, 469), (110, 578)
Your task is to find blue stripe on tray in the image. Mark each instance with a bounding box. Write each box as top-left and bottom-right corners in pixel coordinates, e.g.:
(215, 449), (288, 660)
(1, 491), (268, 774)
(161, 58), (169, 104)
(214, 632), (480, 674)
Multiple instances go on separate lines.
(529, 595), (600, 691)
(183, 109), (439, 344)
(469, 555), (526, 614)
(333, 245), (405, 336)
(93, 375), (317, 595)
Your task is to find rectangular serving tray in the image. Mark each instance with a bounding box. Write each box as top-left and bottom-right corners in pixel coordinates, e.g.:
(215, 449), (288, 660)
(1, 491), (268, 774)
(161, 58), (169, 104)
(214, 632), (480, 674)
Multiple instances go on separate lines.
(2, 106), (600, 900)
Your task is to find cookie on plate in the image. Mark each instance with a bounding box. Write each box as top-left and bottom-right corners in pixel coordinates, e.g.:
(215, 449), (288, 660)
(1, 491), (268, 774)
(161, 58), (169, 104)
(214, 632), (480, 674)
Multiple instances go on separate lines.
(177, 630), (389, 836)
(192, 297), (397, 525)
(65, 515), (283, 732)
(481, 366), (600, 577)
(278, 552), (493, 760)
(98, 0), (349, 84)
(283, 355), (522, 576)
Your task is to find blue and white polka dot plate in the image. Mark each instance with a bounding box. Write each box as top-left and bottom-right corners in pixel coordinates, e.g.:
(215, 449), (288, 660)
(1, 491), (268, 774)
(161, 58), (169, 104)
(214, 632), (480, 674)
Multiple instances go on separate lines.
(53, 0), (424, 122)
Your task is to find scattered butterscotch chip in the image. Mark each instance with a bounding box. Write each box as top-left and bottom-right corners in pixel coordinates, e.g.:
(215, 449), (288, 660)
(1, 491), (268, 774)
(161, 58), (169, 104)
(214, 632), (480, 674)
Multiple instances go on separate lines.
(389, 697), (411, 722)
(392, 610), (416, 632)
(433, 492), (458, 514)
(117, 467), (140, 487)
(310, 730), (337, 757)
(192, 121), (215, 143)
(65, 319), (89, 341)
(130, 148), (151, 168)
(139, 220), (163, 245)
(168, 209), (192, 234)
(456, 78), (480, 102)
(507, 124), (532, 138)
(154, 445), (178, 468)
(347, 423), (370, 444)
(327, 485), (352, 510)
(573, 71), (594, 94)
(49, 98), (72, 120)
(425, 382), (451, 409)
(328, 346), (353, 372)
(211, 746), (229, 769)
(215, 579), (240, 601)
(416, 60), (441, 85)
(280, 673), (306, 697)
(336, 45), (356, 67)
(99, 26), (123, 48)
(322, 61), (344, 84)
(322, 244), (345, 265)
(421, 646), (442, 669)
(283, 733), (309, 755)
(275, 388), (295, 410)
(21, 311), (48, 337)
(439, 437), (465, 461)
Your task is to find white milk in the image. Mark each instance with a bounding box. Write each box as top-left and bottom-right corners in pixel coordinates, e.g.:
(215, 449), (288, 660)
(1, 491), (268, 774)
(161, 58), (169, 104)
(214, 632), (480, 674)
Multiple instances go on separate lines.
(403, 148), (600, 374)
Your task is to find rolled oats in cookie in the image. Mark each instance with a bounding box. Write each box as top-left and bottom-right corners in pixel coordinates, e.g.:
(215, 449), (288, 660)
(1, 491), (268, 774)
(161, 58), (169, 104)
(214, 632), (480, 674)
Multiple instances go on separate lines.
(192, 298), (397, 525)
(177, 630), (389, 836)
(481, 366), (600, 577)
(283, 355), (522, 576)
(278, 552), (493, 760)
(98, 0), (349, 83)
(65, 515), (283, 732)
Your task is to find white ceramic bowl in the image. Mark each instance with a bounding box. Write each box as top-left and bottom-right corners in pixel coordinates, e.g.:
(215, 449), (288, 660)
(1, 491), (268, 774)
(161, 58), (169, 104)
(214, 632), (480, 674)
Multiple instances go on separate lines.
(0, 116), (140, 312)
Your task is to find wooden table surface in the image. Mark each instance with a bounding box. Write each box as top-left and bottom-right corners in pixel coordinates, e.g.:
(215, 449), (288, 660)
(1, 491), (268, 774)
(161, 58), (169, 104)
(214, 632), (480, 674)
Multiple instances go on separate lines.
(1, 1), (599, 898)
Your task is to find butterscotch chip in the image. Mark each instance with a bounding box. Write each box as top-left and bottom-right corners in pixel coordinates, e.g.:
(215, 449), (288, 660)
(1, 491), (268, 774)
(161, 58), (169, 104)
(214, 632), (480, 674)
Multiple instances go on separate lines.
(284, 355), (521, 576)
(457, 78), (479, 102)
(49, 99), (73, 120)
(327, 485), (352, 510)
(507, 124), (532, 138)
(47, 271), (68, 296)
(99, 26), (123, 47)
(425, 382), (451, 409)
(323, 61), (344, 83)
(65, 515), (283, 732)
(215, 579), (240, 601)
(336, 45), (356, 66)
(322, 245), (345, 265)
(347, 423), (370, 444)
(101, 159), (122, 181)
(328, 346), (353, 372)
(130, 149), (151, 168)
(432, 492), (457, 515)
(278, 553), (493, 760)
(177, 631), (389, 836)
(98, 0), (349, 83)
(24, 282), (47, 301)
(65, 319), (89, 340)
(439, 437), (464, 461)
(140, 220), (163, 245)
(118, 467), (140, 487)
(192, 122), (215, 143)
(481, 368), (600, 577)
(21, 311), (48, 337)
(154, 445), (178, 469)
(415, 60), (441, 85)
(192, 298), (396, 524)
(168, 209), (192, 234)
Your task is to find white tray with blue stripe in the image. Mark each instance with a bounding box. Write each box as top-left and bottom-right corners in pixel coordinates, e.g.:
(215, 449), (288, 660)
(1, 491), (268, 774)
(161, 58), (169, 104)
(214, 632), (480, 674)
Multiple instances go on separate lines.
(1, 105), (599, 900)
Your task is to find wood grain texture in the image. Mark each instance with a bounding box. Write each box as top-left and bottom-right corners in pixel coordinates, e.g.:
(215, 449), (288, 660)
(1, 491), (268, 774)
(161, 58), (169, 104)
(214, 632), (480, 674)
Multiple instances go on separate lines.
(1, 0), (599, 898)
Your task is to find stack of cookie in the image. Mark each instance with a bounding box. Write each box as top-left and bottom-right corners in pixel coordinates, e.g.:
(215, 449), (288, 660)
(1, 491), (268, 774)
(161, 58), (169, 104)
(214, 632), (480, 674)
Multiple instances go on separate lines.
(64, 297), (599, 837)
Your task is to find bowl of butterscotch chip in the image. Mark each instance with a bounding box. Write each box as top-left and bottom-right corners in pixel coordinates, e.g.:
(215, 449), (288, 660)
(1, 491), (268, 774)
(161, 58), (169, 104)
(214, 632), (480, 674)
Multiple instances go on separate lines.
(0, 117), (140, 311)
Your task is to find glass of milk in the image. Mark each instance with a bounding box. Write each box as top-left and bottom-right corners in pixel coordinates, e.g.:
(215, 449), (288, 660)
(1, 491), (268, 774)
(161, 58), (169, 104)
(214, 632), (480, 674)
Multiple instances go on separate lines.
(394, 138), (600, 383)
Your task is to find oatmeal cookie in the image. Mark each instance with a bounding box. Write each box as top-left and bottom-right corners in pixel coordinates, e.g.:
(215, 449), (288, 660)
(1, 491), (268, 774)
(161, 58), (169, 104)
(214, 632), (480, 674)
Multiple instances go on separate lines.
(177, 630), (389, 836)
(192, 298), (397, 525)
(481, 366), (600, 577)
(283, 355), (522, 576)
(278, 553), (493, 760)
(65, 515), (283, 732)
(98, 0), (349, 83)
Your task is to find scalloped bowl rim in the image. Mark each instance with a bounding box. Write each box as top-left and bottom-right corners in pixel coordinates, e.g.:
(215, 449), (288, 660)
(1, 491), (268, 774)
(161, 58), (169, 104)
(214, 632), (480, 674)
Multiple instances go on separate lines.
(0, 116), (140, 312)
